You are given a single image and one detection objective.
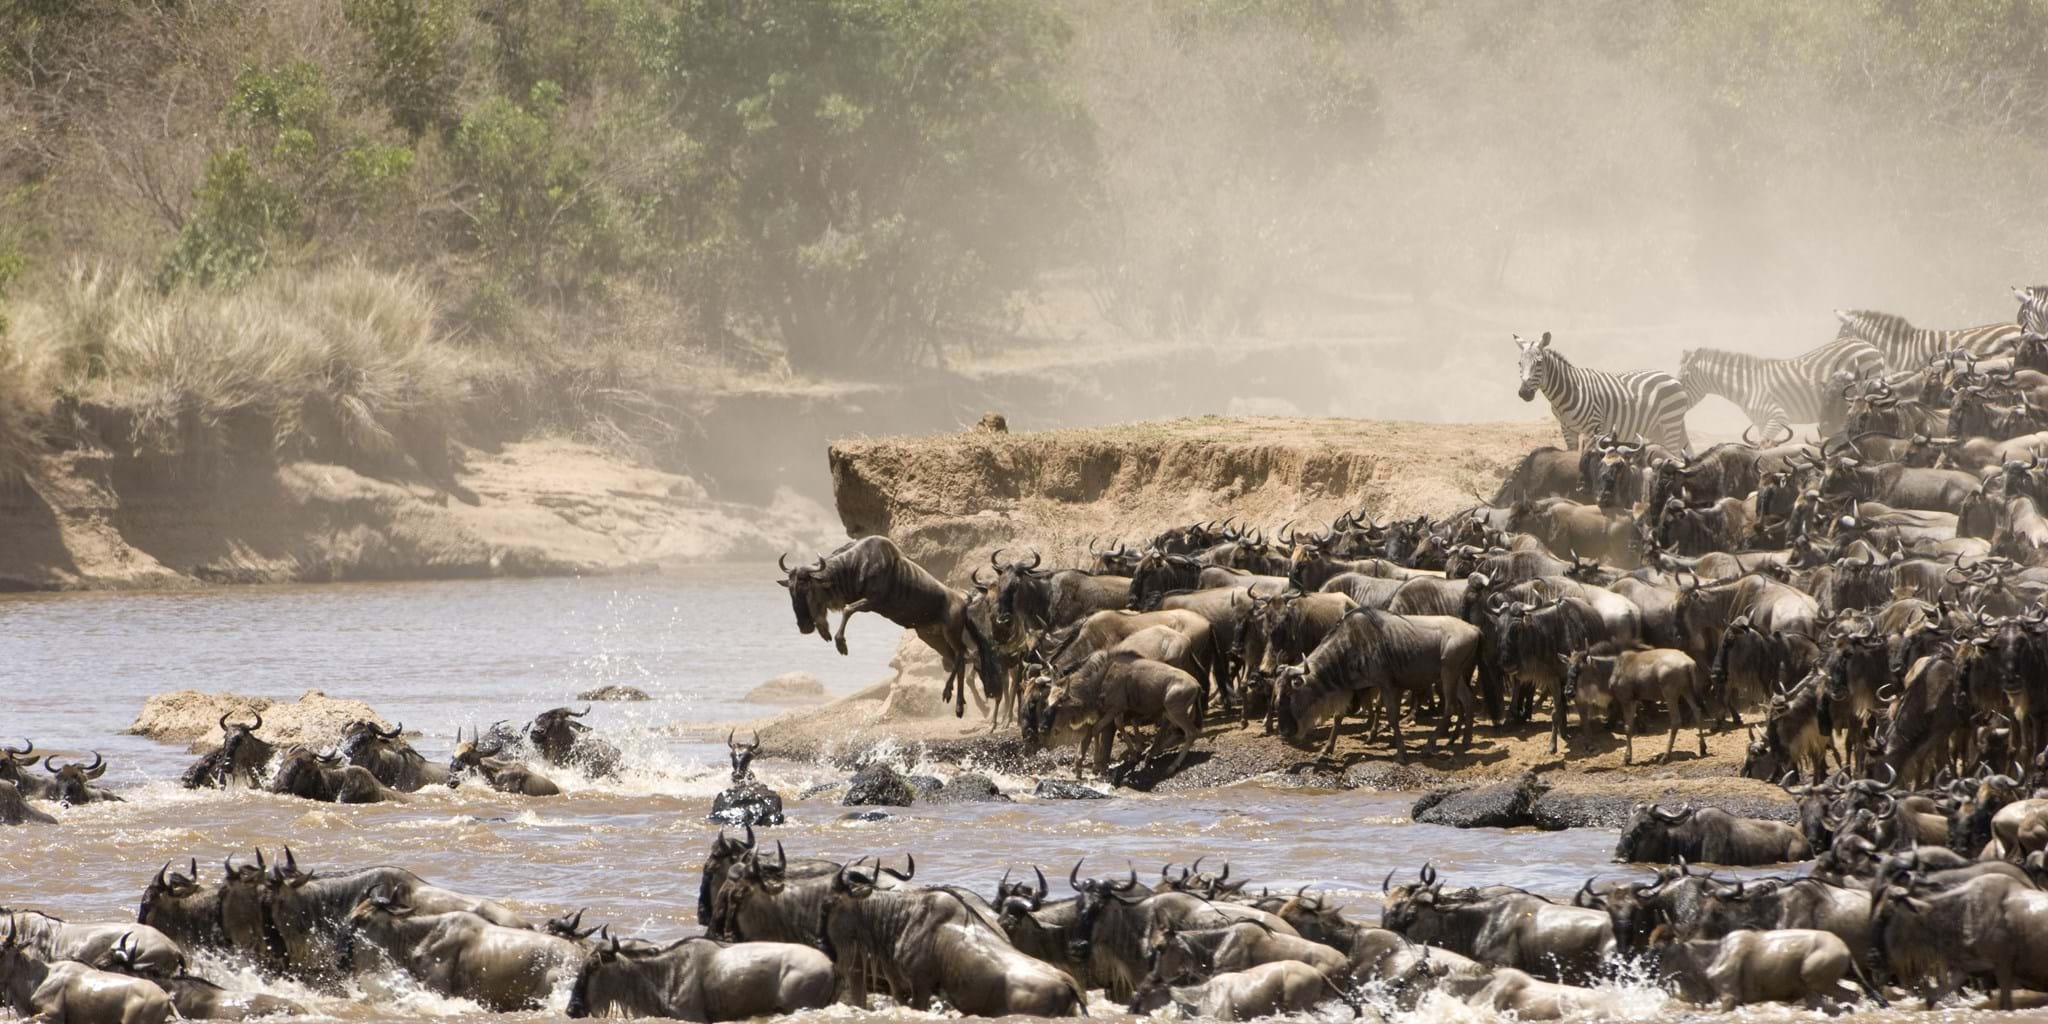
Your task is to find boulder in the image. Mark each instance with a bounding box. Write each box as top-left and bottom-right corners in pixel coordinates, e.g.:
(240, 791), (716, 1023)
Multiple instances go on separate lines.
(927, 772), (1011, 804)
(1032, 778), (1110, 800)
(744, 673), (827, 705)
(577, 685), (650, 702)
(127, 690), (391, 753)
(1530, 779), (1799, 831)
(843, 763), (916, 807)
(909, 775), (945, 799)
(1412, 771), (1551, 829)
(709, 781), (786, 827)
(840, 810), (891, 822)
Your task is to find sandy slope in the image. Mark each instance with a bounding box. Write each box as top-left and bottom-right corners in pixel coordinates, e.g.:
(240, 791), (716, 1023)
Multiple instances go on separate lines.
(0, 439), (839, 591)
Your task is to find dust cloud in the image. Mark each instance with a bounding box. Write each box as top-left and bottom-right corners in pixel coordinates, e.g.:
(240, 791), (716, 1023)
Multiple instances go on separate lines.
(1052, 0), (2048, 431)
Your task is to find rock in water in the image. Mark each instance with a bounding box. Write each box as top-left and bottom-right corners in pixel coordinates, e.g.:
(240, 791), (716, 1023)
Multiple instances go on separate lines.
(709, 781), (785, 826)
(842, 763), (916, 807)
(927, 772), (1010, 804)
(577, 685), (650, 702)
(744, 673), (828, 705)
(1412, 771), (1550, 829)
(1032, 778), (1110, 800)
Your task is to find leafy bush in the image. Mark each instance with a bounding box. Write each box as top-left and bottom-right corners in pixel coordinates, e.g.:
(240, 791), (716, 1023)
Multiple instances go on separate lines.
(634, 0), (1098, 372)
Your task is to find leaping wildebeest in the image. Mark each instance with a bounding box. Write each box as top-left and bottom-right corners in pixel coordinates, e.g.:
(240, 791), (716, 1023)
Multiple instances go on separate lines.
(780, 537), (1003, 717)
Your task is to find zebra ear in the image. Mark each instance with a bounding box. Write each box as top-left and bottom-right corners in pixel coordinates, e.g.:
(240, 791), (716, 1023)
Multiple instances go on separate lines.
(1833, 309), (1853, 325)
(1538, 331), (1552, 348)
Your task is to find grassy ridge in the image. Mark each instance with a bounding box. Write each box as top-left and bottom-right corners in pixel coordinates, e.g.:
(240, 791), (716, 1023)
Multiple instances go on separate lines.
(5, 262), (478, 478)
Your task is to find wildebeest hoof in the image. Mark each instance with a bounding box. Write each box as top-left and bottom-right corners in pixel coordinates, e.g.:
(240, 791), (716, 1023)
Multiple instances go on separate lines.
(834, 636), (849, 656)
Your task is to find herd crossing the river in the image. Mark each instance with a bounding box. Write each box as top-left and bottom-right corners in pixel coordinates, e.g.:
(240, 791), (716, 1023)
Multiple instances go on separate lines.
(15, 289), (2048, 1021)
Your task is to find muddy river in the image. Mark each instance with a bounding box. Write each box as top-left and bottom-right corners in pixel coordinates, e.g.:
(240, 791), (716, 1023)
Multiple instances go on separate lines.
(0, 569), (1964, 1021)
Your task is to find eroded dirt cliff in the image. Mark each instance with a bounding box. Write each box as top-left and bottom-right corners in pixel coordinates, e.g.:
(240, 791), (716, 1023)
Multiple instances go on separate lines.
(828, 416), (1555, 580)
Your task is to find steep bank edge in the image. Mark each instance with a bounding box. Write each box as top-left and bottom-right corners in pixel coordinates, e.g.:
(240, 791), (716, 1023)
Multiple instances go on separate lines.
(828, 416), (1556, 580)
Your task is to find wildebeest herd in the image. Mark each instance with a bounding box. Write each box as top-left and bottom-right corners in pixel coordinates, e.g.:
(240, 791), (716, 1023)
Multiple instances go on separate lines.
(14, 820), (2048, 1024)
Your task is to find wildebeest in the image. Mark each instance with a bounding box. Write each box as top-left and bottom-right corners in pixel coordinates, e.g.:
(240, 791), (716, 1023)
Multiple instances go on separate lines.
(1656, 928), (1878, 1011)
(1613, 803), (1810, 866)
(348, 889), (582, 1011)
(0, 922), (172, 1024)
(260, 847), (529, 979)
(817, 863), (1086, 1016)
(1274, 608), (1480, 761)
(779, 537), (1004, 716)
(709, 730), (783, 826)
(1873, 871), (2048, 1009)
(1378, 868), (1615, 983)
(1131, 956), (1348, 1020)
(0, 909), (185, 979)
(0, 781), (52, 826)
(41, 752), (121, 804)
(1563, 644), (1707, 764)
(526, 706), (624, 779)
(180, 715), (277, 790)
(268, 746), (402, 804)
(337, 719), (447, 791)
(976, 550), (1132, 640)
(568, 932), (835, 1020)
(0, 739), (56, 801)
(1039, 648), (1204, 782)
(448, 727), (560, 796)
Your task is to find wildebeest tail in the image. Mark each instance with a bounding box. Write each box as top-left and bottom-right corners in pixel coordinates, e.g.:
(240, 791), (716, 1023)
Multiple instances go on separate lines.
(1848, 953), (1889, 1008)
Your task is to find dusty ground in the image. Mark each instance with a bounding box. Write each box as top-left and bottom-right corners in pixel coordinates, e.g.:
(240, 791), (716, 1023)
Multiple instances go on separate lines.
(829, 416), (1556, 580)
(0, 438), (839, 591)
(126, 690), (392, 752)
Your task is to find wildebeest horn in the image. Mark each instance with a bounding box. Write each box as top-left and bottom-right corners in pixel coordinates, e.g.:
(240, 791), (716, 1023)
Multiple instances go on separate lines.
(1025, 550), (1041, 569)
(568, 706), (590, 718)
(1070, 859), (1085, 891)
(2, 738), (28, 757)
(778, 553), (791, 573)
(376, 721), (402, 740)
(991, 547), (1006, 569)
(773, 841), (786, 871)
(84, 751), (106, 778)
(1381, 869), (1395, 894)
(970, 565), (992, 586)
(1419, 862), (1437, 886)
(1033, 866), (1048, 899)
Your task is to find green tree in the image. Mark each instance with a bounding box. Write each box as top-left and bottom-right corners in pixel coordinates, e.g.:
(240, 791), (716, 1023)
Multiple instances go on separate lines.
(344, 0), (467, 138)
(636, 0), (1097, 373)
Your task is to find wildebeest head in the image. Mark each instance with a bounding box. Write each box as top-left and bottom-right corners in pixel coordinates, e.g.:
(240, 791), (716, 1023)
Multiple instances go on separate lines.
(1377, 862), (1443, 933)
(1596, 439), (1647, 508)
(0, 739), (40, 787)
(776, 553), (832, 638)
(1271, 665), (1317, 744)
(526, 706), (592, 760)
(447, 725), (506, 778)
(44, 751), (113, 804)
(697, 825), (757, 925)
(1069, 860), (1145, 926)
(1514, 331), (1554, 402)
(1157, 858), (1246, 900)
(994, 865), (1051, 920)
(979, 549), (1049, 629)
(726, 730), (760, 783)
(1615, 802), (1695, 863)
(136, 858), (204, 929)
(193, 714), (275, 790)
(1142, 921), (1212, 988)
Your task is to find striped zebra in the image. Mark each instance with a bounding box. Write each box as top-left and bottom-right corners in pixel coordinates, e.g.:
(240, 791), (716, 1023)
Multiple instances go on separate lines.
(2016, 286), (2048, 336)
(1515, 331), (1693, 453)
(1833, 308), (2023, 372)
(1677, 334), (1885, 435)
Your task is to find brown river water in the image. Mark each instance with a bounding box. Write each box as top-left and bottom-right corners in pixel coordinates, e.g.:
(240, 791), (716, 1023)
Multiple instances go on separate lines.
(0, 567), (1997, 1022)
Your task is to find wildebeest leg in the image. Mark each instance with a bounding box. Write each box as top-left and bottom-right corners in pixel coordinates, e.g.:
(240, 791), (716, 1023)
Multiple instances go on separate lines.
(1381, 691), (1408, 763)
(1323, 708), (1346, 761)
(1548, 676), (1566, 755)
(1093, 722), (1116, 779)
(833, 599), (870, 656)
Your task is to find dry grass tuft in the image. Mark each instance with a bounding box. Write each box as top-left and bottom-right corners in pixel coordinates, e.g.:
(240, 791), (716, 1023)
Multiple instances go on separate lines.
(10, 261), (482, 474)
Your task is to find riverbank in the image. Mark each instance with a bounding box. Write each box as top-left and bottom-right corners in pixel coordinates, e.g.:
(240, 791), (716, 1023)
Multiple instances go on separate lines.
(0, 437), (842, 591)
(705, 633), (1796, 823)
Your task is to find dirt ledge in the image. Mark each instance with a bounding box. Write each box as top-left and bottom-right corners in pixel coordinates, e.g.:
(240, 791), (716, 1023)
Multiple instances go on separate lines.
(828, 416), (1554, 580)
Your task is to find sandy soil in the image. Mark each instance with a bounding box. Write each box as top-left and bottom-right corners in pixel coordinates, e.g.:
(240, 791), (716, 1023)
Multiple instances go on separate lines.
(0, 438), (839, 591)
(126, 690), (393, 753)
(828, 416), (1556, 580)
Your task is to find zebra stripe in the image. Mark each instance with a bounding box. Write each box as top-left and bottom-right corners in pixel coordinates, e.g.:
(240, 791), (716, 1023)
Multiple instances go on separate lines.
(1515, 332), (1693, 453)
(1677, 335), (1885, 432)
(2016, 287), (2048, 336)
(1834, 309), (2023, 371)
